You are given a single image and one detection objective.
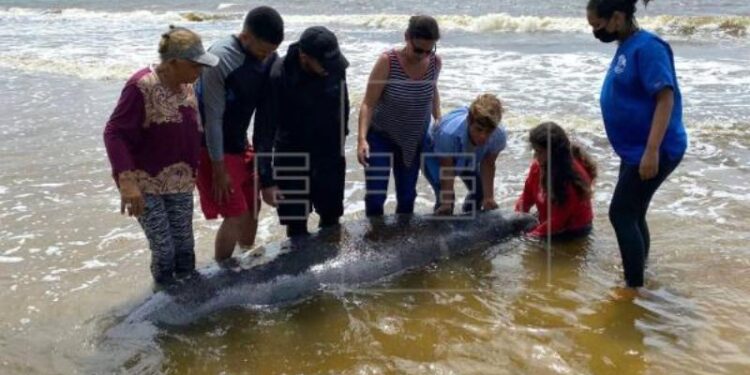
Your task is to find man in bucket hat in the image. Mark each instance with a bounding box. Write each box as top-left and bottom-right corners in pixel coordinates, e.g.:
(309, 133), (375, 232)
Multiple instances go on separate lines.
(255, 26), (351, 238)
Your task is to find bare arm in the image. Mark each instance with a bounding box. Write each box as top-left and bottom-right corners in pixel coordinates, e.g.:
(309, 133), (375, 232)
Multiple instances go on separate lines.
(357, 53), (390, 167)
(515, 162), (539, 213)
(480, 152), (499, 210)
(432, 85), (442, 122)
(435, 156), (456, 215)
(640, 88), (674, 180)
(432, 55), (442, 122)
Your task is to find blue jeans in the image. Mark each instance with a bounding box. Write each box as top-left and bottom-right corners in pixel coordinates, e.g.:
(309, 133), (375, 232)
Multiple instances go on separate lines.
(364, 131), (421, 216)
(422, 157), (483, 213)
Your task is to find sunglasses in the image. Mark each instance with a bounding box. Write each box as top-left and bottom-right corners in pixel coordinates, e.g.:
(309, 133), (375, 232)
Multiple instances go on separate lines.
(411, 40), (437, 55)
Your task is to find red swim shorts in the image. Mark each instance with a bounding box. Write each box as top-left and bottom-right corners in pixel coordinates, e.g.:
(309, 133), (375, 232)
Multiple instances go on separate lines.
(196, 147), (260, 220)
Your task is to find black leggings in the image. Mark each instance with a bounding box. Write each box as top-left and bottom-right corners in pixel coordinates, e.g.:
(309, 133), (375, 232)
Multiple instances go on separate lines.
(609, 153), (682, 288)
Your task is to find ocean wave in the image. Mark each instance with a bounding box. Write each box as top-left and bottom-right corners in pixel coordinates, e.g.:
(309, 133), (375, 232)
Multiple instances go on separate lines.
(0, 55), (135, 81)
(642, 15), (749, 38)
(0, 6), (185, 23)
(179, 11), (240, 22)
(1, 7), (747, 39)
(285, 13), (749, 39)
(0, 7), (237, 23)
(2, 52), (748, 139)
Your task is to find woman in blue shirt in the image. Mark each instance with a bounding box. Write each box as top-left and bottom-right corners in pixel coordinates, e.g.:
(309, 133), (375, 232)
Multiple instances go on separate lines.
(587, 0), (688, 298)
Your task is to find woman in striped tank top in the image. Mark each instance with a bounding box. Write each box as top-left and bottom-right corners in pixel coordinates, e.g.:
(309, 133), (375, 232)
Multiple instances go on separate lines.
(357, 15), (442, 217)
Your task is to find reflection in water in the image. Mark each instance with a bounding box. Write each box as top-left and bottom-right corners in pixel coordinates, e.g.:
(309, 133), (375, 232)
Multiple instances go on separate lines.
(508, 235), (646, 375)
(577, 294), (647, 375)
(149, 239), (516, 374)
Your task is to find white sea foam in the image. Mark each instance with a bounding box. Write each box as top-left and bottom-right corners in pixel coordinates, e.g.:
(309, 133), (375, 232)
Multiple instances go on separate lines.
(217, 3), (238, 11)
(11, 204), (28, 212)
(282, 13), (749, 39)
(0, 7), (183, 23)
(0, 56), (137, 81)
(70, 275), (101, 292)
(1, 7), (746, 38)
(30, 183), (66, 188)
(42, 275), (60, 282)
(3, 247), (21, 255)
(0, 256), (24, 263)
(15, 215), (33, 222)
(45, 246), (61, 256)
(70, 284), (90, 292)
(0, 8), (746, 136)
(97, 229), (144, 250)
(713, 191), (750, 201)
(79, 259), (116, 270)
(0, 186), (7, 195)
(450, 13), (583, 34)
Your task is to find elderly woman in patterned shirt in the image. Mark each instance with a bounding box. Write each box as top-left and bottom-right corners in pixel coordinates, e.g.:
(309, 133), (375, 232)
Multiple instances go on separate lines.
(103, 26), (218, 285)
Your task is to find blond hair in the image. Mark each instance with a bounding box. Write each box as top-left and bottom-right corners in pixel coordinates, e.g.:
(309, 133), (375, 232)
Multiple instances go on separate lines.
(158, 25), (202, 62)
(468, 93), (503, 131)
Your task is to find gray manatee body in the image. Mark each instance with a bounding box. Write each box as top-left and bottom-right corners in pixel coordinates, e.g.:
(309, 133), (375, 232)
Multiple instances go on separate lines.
(122, 211), (535, 326)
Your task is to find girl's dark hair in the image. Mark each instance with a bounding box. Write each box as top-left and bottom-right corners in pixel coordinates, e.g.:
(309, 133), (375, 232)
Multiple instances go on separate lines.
(529, 122), (597, 205)
(587, 0), (652, 24)
(406, 15), (440, 40)
(243, 6), (284, 45)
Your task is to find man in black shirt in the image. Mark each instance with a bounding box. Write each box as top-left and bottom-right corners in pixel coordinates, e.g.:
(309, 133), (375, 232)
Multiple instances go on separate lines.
(256, 26), (350, 238)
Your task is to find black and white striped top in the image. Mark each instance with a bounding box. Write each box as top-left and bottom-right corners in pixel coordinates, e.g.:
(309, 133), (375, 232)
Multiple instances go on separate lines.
(370, 49), (439, 167)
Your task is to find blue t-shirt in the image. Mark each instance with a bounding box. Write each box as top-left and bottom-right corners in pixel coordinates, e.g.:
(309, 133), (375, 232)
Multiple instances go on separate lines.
(423, 107), (506, 186)
(600, 30), (688, 165)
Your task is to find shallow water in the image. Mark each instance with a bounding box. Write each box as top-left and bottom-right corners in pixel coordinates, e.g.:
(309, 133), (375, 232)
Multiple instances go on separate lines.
(1, 1), (749, 374)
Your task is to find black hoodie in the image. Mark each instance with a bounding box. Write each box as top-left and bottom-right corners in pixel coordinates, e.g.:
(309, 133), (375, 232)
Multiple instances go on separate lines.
(255, 43), (350, 188)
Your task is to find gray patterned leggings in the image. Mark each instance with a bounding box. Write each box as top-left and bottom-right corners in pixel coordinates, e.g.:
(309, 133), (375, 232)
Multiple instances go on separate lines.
(137, 193), (195, 283)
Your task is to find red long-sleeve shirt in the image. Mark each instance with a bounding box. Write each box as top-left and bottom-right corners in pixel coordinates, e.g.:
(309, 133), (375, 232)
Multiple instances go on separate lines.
(514, 159), (593, 237)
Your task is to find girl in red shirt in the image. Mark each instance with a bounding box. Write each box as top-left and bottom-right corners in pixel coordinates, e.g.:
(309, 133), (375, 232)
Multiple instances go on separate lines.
(515, 122), (598, 239)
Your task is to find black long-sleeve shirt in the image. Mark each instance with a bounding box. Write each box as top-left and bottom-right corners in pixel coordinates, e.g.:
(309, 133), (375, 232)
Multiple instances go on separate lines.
(255, 43), (350, 188)
(197, 35), (276, 160)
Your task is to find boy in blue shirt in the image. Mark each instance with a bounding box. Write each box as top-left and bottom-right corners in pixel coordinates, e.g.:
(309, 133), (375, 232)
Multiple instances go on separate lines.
(423, 94), (507, 215)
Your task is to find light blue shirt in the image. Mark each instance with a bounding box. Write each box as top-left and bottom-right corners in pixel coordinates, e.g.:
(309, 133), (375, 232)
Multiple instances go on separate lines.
(426, 106), (506, 167)
(422, 107), (506, 189)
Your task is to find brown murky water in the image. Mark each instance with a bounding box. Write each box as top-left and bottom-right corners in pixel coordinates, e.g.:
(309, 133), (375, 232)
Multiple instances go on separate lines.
(1, 65), (749, 375)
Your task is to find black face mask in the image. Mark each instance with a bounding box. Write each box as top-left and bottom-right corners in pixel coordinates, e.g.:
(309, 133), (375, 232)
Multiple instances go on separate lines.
(593, 21), (619, 43)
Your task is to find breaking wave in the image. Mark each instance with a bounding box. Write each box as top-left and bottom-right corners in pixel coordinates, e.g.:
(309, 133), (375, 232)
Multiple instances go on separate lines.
(1, 7), (747, 38)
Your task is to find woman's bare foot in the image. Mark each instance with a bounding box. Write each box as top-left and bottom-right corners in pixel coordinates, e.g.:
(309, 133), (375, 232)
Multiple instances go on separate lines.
(610, 286), (640, 301)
